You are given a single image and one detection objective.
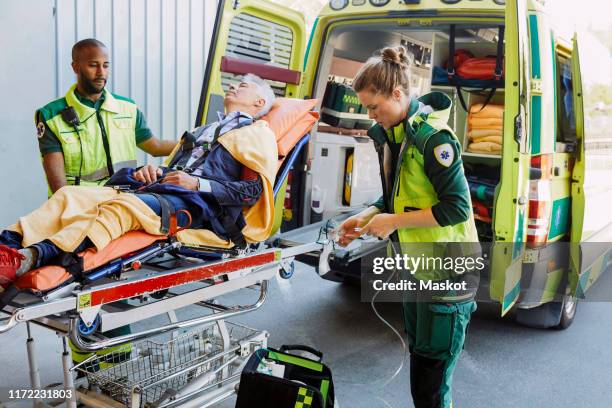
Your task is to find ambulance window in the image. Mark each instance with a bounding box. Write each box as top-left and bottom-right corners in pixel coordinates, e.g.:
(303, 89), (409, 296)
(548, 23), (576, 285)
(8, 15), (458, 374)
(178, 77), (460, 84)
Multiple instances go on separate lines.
(223, 13), (293, 96)
(556, 55), (577, 142)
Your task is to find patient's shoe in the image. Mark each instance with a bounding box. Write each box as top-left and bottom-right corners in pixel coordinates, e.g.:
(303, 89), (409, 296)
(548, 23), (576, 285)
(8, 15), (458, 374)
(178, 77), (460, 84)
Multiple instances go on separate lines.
(0, 245), (24, 289)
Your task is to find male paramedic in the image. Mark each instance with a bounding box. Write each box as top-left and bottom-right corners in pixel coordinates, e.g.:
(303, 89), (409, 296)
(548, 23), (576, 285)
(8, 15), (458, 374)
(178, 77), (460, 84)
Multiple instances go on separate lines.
(33, 37), (177, 366)
(0, 73), (276, 296)
(36, 38), (177, 193)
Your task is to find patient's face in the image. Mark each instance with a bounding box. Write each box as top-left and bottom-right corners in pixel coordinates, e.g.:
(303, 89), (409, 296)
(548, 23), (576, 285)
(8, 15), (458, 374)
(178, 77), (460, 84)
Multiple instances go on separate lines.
(224, 81), (265, 115)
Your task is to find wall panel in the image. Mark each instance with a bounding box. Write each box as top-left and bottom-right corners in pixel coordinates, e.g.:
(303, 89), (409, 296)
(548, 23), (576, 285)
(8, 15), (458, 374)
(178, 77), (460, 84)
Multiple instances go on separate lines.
(0, 0), (217, 226)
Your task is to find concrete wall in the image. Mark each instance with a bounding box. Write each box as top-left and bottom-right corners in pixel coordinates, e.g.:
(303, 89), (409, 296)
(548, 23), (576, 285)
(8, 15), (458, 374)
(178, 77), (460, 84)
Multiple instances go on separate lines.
(0, 0), (217, 226)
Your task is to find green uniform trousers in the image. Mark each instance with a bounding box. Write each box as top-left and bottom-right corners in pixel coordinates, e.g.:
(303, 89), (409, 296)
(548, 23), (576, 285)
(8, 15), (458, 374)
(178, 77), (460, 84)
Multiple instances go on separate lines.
(404, 299), (476, 408)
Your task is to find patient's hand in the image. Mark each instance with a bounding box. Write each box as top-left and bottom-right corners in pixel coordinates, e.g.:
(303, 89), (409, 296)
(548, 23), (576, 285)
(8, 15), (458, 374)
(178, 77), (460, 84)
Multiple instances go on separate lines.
(162, 171), (199, 191)
(134, 164), (163, 184)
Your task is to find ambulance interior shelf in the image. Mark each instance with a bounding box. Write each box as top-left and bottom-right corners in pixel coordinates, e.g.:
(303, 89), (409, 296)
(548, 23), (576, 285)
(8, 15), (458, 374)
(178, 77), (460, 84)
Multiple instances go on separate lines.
(428, 26), (505, 161)
(430, 85), (504, 161)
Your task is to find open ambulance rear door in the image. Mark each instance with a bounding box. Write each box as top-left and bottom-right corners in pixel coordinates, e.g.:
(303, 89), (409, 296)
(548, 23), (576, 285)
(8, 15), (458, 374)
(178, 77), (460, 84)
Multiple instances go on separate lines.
(568, 33), (612, 298)
(489, 0), (531, 315)
(195, 0), (307, 127)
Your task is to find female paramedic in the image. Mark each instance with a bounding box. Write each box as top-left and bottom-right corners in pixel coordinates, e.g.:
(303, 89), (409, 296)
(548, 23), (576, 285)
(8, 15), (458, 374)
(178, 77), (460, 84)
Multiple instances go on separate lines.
(337, 46), (480, 408)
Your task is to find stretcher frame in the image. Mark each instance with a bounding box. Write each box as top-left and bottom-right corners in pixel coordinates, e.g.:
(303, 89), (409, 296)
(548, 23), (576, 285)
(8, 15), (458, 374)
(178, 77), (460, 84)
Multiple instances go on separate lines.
(0, 237), (331, 408)
(0, 125), (333, 407)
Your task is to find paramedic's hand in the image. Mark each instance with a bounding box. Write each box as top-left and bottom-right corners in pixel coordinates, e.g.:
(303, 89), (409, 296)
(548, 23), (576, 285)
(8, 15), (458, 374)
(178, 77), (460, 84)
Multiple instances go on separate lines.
(337, 216), (368, 247)
(337, 206), (381, 246)
(134, 164), (163, 184)
(360, 213), (398, 240)
(161, 170), (199, 191)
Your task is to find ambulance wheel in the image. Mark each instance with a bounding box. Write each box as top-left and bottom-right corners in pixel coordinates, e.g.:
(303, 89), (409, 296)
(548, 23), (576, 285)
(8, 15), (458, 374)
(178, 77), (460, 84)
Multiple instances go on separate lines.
(279, 261), (295, 279)
(515, 295), (577, 330)
(77, 315), (101, 336)
(555, 294), (577, 330)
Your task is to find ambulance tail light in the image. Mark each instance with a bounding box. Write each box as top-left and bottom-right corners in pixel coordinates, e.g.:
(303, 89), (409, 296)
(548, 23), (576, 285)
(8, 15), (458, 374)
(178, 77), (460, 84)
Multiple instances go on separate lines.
(530, 154), (553, 180)
(527, 155), (553, 247)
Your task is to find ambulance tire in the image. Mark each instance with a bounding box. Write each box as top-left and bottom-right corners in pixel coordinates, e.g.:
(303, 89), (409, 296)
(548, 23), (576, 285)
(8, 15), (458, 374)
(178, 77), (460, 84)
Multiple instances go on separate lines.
(515, 294), (577, 330)
(555, 294), (578, 330)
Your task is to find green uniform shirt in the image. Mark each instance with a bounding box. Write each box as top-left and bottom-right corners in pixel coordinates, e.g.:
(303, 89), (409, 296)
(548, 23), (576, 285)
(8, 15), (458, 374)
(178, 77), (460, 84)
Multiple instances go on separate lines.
(373, 123), (471, 227)
(36, 90), (152, 155)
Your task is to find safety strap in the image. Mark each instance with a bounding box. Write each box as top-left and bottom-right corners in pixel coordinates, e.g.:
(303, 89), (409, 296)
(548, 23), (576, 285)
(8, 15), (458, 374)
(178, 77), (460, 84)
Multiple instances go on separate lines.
(181, 144), (212, 174)
(494, 26), (505, 81)
(146, 193), (193, 236)
(55, 252), (84, 280)
(447, 25), (457, 80)
(167, 131), (197, 170)
(168, 114), (253, 174)
(456, 87), (497, 114)
(0, 285), (20, 309)
(148, 193), (175, 235)
(219, 211), (247, 249)
(447, 25), (505, 112)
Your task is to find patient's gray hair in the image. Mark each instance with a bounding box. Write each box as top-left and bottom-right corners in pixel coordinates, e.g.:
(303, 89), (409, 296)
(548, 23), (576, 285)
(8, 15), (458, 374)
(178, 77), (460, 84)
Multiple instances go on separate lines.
(243, 73), (275, 119)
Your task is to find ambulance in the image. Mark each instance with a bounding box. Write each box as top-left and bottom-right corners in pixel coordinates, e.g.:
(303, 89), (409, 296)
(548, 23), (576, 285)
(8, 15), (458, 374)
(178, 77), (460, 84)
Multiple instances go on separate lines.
(196, 0), (612, 329)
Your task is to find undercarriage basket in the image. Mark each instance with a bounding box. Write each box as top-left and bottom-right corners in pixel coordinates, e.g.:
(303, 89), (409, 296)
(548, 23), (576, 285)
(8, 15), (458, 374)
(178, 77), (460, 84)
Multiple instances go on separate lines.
(76, 321), (267, 408)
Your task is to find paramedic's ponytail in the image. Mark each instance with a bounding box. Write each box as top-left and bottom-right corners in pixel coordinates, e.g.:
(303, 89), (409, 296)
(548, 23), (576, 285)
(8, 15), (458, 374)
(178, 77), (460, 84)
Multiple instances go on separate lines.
(353, 46), (414, 96)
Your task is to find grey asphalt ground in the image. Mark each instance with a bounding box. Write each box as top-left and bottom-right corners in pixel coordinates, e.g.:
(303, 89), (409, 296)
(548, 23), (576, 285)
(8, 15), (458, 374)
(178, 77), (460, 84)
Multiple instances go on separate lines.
(1, 262), (611, 408)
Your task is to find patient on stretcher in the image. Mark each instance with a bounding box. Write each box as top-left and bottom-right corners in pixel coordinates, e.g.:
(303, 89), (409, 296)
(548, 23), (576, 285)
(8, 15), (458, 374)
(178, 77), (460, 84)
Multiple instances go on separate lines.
(0, 73), (281, 289)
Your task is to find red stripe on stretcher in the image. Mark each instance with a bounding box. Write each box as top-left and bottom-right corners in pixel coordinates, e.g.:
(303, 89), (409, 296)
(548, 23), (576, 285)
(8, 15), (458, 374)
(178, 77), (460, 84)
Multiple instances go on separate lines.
(79, 250), (280, 309)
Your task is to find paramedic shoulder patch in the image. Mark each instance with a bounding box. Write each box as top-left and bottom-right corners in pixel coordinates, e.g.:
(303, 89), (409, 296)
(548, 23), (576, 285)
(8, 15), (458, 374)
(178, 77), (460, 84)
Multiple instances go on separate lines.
(433, 143), (454, 167)
(36, 121), (46, 138)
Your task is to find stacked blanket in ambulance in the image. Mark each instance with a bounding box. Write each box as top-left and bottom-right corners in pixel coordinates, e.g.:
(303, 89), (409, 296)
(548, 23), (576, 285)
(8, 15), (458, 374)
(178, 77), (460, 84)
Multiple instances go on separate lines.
(467, 103), (503, 154)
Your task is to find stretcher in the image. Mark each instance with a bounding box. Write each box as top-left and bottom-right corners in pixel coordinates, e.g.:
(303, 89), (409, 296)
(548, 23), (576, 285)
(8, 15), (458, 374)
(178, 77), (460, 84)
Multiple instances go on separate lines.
(0, 99), (337, 408)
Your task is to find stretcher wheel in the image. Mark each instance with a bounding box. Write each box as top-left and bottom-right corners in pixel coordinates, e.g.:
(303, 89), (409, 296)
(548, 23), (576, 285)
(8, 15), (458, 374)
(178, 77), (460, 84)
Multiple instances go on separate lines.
(151, 289), (168, 299)
(279, 261), (295, 279)
(77, 315), (101, 336)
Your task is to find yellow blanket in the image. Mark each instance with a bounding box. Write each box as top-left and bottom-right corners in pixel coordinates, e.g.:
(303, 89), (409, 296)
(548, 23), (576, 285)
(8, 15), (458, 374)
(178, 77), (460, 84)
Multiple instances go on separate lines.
(468, 117), (503, 130)
(9, 186), (162, 252)
(469, 103), (504, 119)
(470, 135), (503, 144)
(468, 129), (503, 139)
(467, 141), (502, 154)
(9, 120), (278, 251)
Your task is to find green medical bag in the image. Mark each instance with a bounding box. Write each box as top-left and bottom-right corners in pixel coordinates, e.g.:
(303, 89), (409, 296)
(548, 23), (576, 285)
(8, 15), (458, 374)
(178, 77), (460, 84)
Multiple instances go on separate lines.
(235, 345), (335, 408)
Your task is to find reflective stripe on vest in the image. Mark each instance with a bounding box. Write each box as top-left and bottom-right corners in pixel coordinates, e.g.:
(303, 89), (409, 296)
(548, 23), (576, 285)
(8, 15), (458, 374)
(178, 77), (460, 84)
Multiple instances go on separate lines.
(44, 84), (138, 186)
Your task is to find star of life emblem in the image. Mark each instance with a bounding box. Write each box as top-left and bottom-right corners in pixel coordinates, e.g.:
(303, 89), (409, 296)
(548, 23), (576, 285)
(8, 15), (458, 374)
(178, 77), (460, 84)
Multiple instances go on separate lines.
(36, 121), (45, 138)
(433, 143), (454, 167)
